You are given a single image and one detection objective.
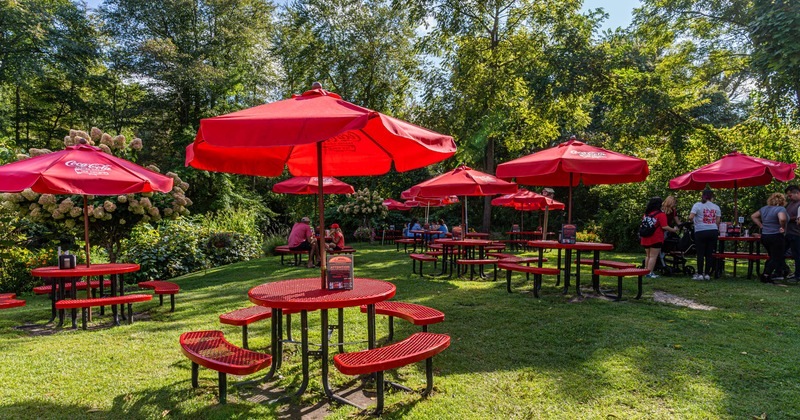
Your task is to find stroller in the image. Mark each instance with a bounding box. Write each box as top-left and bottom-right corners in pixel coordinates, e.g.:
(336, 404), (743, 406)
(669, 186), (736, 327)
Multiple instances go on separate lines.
(655, 223), (696, 276)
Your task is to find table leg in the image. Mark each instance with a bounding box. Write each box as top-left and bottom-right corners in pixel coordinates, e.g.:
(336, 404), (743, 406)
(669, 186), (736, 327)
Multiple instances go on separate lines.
(98, 275), (105, 315)
(48, 280), (57, 324)
(592, 250), (601, 293)
(440, 245), (449, 276)
(555, 249), (562, 286)
(271, 310), (308, 403)
(574, 249), (583, 296)
(563, 249), (572, 295)
(70, 277), (78, 328)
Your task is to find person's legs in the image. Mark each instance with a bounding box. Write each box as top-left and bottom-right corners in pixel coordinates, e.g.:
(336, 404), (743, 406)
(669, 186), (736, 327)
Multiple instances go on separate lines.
(646, 247), (660, 273)
(786, 234), (800, 278)
(761, 234), (784, 278)
(309, 240), (320, 268)
(706, 232), (718, 277)
(695, 231), (709, 275)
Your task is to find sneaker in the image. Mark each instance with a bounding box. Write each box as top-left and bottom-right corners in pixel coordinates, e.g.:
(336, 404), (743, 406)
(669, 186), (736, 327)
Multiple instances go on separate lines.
(646, 273), (659, 279)
(692, 274), (703, 280)
(772, 276), (784, 281)
(703, 274), (711, 280)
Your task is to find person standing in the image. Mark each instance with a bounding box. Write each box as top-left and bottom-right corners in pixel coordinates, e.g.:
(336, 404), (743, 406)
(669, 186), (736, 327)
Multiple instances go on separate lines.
(641, 197), (678, 278)
(784, 185), (800, 280)
(288, 216), (319, 268)
(689, 189), (721, 280)
(751, 193), (789, 283)
(662, 195), (681, 230)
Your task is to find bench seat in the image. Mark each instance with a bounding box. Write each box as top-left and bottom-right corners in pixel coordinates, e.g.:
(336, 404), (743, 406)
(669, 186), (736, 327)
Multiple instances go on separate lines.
(359, 302), (444, 341)
(498, 262), (560, 296)
(56, 294), (152, 329)
(593, 268), (651, 301)
(712, 252), (769, 260)
(329, 247), (356, 254)
(219, 306), (301, 349)
(275, 245), (308, 265)
(0, 299), (25, 309)
(180, 330), (272, 404)
(332, 332), (450, 415)
(409, 254), (437, 277)
(33, 280), (112, 295)
(0, 293), (16, 300)
(138, 280), (180, 312)
(455, 259), (498, 280)
(575, 259), (637, 269)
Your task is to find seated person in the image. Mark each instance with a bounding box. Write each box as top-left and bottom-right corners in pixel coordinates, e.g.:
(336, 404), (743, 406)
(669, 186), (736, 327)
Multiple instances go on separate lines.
(327, 223), (345, 251)
(288, 216), (319, 268)
(405, 218), (422, 238)
(435, 219), (449, 238)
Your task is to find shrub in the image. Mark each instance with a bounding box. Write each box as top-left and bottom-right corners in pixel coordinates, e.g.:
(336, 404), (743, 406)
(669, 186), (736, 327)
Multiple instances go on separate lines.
(201, 231), (261, 266)
(263, 230), (289, 256)
(120, 220), (206, 283)
(0, 247), (34, 294)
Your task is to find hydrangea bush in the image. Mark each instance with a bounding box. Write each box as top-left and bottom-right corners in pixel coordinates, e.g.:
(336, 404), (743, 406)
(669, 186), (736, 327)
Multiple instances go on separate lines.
(337, 188), (387, 243)
(0, 128), (192, 262)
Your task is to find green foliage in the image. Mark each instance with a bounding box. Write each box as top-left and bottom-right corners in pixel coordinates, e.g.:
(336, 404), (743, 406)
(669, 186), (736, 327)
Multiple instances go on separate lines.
(0, 246), (34, 294)
(120, 220), (207, 283)
(262, 232), (289, 256)
(201, 232), (261, 267)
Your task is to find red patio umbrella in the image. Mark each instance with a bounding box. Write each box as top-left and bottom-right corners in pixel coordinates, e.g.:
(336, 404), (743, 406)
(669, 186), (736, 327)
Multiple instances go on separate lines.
(382, 198), (412, 211)
(496, 136), (649, 223)
(0, 143), (174, 267)
(403, 196), (459, 223)
(491, 189), (565, 233)
(669, 151), (797, 222)
(186, 87), (456, 288)
(272, 176), (354, 195)
(403, 165), (517, 231)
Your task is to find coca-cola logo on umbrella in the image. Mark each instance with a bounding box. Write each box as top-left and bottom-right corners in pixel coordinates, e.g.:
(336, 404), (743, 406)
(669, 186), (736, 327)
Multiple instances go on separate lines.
(323, 132), (360, 153)
(65, 160), (112, 176)
(569, 150), (606, 159)
(473, 175), (499, 183)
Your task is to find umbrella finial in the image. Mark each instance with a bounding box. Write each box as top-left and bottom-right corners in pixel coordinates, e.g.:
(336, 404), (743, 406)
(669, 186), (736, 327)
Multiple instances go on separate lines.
(77, 138), (88, 145)
(312, 81), (322, 89)
(569, 135), (577, 141)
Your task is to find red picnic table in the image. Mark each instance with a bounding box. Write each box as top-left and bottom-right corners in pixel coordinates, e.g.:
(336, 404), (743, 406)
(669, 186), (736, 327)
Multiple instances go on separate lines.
(31, 263), (140, 326)
(527, 240), (614, 295)
(248, 277), (396, 404)
(714, 235), (766, 279)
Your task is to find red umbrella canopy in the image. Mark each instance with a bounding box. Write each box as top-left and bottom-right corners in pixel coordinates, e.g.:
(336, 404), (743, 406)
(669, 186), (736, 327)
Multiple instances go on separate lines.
(495, 138), (649, 186)
(272, 176), (354, 195)
(0, 143), (174, 195)
(669, 152), (797, 190)
(403, 165), (518, 198)
(186, 88), (457, 177)
(382, 198), (412, 211)
(491, 189), (565, 210)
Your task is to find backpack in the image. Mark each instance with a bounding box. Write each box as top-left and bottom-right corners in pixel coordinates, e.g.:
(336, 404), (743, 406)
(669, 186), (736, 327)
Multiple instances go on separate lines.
(638, 211), (661, 238)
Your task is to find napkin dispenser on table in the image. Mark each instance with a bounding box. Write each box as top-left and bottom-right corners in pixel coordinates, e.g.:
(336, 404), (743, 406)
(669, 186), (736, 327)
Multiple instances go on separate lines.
(58, 252), (76, 269)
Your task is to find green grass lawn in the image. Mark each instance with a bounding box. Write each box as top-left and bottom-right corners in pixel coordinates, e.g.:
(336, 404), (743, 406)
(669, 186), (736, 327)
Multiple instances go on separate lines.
(1, 244), (799, 419)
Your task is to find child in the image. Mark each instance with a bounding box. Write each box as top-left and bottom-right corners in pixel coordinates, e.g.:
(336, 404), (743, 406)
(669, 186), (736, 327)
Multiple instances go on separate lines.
(328, 223), (345, 251)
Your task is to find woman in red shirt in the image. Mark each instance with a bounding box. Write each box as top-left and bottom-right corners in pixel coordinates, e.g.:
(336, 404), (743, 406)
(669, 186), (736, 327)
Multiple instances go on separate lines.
(641, 197), (678, 278)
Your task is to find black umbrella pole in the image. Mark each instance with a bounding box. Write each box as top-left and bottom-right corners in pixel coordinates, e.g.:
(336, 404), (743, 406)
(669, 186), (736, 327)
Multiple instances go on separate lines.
(317, 142), (327, 289)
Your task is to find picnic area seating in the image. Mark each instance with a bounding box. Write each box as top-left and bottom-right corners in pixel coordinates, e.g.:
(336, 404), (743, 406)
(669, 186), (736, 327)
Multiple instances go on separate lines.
(274, 245), (308, 265)
(395, 238), (418, 252)
(55, 294), (152, 329)
(179, 330), (272, 404)
(409, 254), (437, 277)
(575, 259), (637, 269)
(359, 302), (445, 341)
(332, 332), (451, 415)
(0, 293), (25, 309)
(32, 279), (112, 296)
(328, 246), (357, 255)
(219, 306), (301, 349)
(711, 252), (769, 278)
(593, 268), (651, 301)
(138, 280), (180, 312)
(498, 262), (560, 297)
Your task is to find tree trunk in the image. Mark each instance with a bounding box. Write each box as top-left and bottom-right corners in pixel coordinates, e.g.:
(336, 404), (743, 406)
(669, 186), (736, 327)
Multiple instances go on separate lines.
(481, 137), (495, 232)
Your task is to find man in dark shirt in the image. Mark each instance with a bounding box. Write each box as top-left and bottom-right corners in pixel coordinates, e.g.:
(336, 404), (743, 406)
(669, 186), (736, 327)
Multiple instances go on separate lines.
(784, 185), (800, 280)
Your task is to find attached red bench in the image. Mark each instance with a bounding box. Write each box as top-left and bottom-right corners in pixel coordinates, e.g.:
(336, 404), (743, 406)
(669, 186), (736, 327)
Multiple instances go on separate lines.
(410, 254), (437, 277)
(712, 252), (769, 278)
(332, 332), (450, 415)
(328, 246), (356, 255)
(219, 306), (301, 349)
(0, 294), (25, 309)
(274, 245), (309, 265)
(180, 330), (272, 404)
(32, 280), (112, 295)
(575, 259), (637, 269)
(593, 268), (651, 301)
(359, 302), (444, 341)
(455, 259), (498, 280)
(395, 238), (419, 252)
(138, 280), (180, 312)
(56, 294), (152, 329)
(498, 262), (560, 297)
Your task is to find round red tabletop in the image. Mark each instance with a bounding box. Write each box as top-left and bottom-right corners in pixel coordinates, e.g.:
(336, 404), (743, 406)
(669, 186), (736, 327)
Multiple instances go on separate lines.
(447, 239), (492, 246)
(249, 278), (396, 311)
(465, 232), (490, 238)
(527, 240), (614, 251)
(31, 263), (140, 277)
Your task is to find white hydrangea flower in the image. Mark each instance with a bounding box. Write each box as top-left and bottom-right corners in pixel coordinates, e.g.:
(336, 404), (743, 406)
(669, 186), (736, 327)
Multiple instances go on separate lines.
(98, 144), (112, 154)
(117, 195), (127, 203)
(130, 138), (143, 150)
(103, 201), (116, 212)
(69, 207), (83, 218)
